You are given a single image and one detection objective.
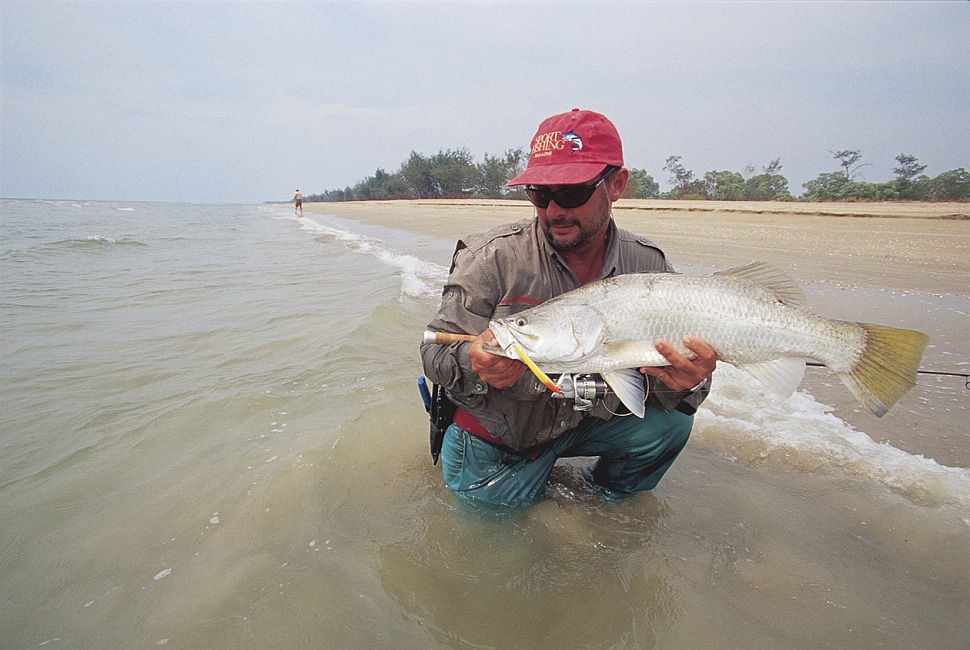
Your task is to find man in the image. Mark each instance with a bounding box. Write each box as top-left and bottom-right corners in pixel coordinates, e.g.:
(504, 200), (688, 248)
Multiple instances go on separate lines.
(293, 189), (303, 216)
(420, 109), (717, 509)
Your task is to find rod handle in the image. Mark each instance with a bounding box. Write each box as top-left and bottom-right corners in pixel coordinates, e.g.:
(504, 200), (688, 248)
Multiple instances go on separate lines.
(423, 331), (479, 345)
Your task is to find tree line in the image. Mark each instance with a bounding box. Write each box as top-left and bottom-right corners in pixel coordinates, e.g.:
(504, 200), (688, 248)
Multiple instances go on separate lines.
(304, 148), (968, 203)
(306, 149), (527, 202)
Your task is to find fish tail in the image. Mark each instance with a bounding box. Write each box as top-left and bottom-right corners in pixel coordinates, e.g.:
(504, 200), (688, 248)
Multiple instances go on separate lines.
(838, 324), (929, 417)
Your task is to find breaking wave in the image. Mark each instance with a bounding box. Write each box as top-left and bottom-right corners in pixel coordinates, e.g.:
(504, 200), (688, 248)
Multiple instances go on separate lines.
(282, 213), (448, 298)
(696, 365), (970, 513)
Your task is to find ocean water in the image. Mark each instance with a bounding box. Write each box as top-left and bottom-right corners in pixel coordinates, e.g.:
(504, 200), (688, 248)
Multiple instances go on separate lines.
(1, 199), (967, 648)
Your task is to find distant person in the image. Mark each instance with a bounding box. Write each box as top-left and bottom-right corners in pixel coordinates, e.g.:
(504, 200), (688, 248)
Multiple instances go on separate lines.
(421, 108), (717, 509)
(294, 189), (303, 216)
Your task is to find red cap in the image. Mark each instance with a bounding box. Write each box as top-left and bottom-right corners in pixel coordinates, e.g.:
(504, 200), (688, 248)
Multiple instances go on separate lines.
(507, 109), (624, 187)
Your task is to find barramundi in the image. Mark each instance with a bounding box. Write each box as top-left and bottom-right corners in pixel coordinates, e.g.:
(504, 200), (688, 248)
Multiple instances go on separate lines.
(487, 262), (928, 418)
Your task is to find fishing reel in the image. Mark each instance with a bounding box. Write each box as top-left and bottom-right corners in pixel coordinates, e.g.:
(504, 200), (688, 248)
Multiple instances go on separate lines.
(550, 373), (610, 411)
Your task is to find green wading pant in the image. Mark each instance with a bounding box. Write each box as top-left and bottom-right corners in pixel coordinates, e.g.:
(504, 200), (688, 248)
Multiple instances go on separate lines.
(440, 408), (693, 509)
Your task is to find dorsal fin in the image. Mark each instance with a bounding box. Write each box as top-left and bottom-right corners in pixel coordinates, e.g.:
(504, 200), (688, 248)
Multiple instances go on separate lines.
(714, 262), (805, 308)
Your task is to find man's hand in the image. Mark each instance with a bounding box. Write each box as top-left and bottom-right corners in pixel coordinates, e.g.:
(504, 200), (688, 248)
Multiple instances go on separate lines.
(640, 336), (717, 392)
(468, 328), (527, 389)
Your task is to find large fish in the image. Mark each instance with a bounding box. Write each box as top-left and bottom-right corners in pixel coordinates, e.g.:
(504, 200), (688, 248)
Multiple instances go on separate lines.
(487, 262), (929, 418)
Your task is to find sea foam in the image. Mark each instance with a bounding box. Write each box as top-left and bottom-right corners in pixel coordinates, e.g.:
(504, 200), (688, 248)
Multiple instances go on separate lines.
(697, 365), (970, 513)
(288, 214), (447, 297)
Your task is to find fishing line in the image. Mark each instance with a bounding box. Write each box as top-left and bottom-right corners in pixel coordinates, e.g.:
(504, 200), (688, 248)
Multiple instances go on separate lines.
(805, 362), (970, 389)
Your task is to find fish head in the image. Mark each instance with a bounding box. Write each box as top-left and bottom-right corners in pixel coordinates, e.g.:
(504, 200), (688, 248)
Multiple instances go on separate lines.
(489, 305), (604, 366)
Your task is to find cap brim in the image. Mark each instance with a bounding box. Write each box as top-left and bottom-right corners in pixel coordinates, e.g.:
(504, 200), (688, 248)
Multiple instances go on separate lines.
(506, 162), (610, 187)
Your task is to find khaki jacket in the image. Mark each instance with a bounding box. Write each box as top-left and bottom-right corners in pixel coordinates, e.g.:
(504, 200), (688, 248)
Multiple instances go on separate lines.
(420, 217), (709, 452)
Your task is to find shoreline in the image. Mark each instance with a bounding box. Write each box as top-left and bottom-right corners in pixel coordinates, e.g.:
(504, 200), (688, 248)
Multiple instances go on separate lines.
(304, 199), (970, 296)
(303, 199), (969, 469)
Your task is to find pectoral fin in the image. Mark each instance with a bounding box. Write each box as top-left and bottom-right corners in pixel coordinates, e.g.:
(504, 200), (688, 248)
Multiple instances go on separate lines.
(602, 369), (647, 418)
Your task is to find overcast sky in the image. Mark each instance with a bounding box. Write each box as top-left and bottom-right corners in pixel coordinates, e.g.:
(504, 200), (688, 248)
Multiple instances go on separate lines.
(2, 1), (968, 204)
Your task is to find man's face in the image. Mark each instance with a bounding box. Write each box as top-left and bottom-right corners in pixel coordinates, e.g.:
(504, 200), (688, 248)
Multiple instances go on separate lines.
(534, 172), (621, 252)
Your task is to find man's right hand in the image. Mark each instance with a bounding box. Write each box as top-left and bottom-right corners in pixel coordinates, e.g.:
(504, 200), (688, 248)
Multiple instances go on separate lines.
(468, 328), (527, 389)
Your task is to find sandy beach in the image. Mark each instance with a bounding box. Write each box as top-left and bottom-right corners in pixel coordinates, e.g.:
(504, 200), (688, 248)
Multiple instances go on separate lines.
(306, 198), (970, 469)
(305, 199), (969, 296)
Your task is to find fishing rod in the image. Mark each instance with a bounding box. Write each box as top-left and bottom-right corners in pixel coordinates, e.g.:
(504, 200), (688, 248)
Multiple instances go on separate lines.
(424, 331), (970, 389)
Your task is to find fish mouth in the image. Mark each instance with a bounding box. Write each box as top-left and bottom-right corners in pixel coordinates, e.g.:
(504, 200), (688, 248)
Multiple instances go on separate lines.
(487, 319), (517, 356)
(487, 320), (561, 394)
(488, 319), (541, 358)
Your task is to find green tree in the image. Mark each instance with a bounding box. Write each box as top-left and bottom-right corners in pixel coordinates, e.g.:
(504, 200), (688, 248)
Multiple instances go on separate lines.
(356, 168), (391, 200)
(300, 146), (966, 204)
(475, 153), (508, 198)
(704, 170), (746, 201)
(661, 156), (705, 198)
(663, 155), (693, 190)
(504, 148), (527, 200)
(475, 148), (525, 198)
(802, 151), (877, 201)
(926, 168), (970, 201)
(839, 181), (879, 201)
(745, 165), (792, 201)
(893, 154), (927, 183)
(429, 148), (477, 198)
(399, 151), (435, 198)
(832, 149), (871, 181)
(892, 154), (929, 200)
(801, 172), (849, 201)
(625, 168), (660, 199)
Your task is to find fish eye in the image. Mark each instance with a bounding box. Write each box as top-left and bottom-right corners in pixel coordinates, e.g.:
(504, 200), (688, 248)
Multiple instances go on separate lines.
(515, 317), (528, 327)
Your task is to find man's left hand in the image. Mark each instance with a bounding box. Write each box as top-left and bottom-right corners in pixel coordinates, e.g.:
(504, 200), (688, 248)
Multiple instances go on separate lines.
(640, 336), (717, 392)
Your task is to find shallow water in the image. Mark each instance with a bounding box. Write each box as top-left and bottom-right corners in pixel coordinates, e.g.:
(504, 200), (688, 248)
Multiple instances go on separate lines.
(1, 199), (967, 648)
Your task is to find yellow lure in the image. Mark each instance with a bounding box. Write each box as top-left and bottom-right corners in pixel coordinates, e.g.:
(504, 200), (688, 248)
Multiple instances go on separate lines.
(514, 344), (561, 394)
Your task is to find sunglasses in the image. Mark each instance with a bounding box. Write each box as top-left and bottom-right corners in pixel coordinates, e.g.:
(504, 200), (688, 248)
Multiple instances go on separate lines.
(524, 167), (618, 209)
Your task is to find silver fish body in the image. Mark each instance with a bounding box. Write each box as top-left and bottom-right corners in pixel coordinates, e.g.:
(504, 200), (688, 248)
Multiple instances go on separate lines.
(488, 263), (928, 418)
